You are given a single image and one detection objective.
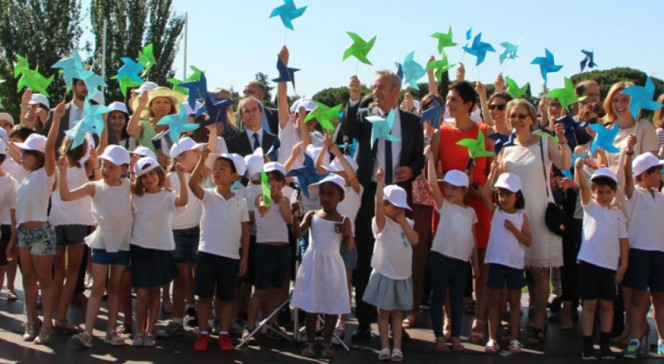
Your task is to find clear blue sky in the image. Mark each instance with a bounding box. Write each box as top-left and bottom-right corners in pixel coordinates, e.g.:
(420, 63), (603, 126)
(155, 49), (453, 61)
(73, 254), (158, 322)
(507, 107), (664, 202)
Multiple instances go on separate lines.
(84, 0), (663, 100)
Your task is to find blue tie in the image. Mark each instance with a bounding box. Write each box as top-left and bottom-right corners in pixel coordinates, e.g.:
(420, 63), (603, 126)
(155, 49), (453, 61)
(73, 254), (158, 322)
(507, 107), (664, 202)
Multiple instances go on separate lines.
(253, 133), (260, 151)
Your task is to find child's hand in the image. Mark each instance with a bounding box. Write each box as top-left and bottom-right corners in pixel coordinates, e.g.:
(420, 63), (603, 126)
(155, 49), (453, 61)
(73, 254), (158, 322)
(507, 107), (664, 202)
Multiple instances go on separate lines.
(201, 146), (211, 159)
(504, 219), (516, 232)
(175, 162), (186, 175)
(490, 160), (499, 172)
(53, 101), (66, 120)
(5, 238), (16, 262)
(57, 155), (68, 168)
(21, 89), (33, 108)
(423, 145), (433, 159)
(615, 265), (627, 285)
(376, 166), (385, 183)
(278, 45), (289, 66)
(625, 133), (637, 153)
(558, 177), (576, 191)
(395, 209), (407, 225)
(291, 141), (304, 159)
(574, 157), (584, 169)
(257, 196), (269, 216)
(291, 201), (301, 216)
(239, 258), (248, 277)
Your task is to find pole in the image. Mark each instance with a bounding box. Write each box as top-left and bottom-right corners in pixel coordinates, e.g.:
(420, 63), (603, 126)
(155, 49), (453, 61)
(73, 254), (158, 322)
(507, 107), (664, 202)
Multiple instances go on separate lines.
(101, 19), (107, 92)
(183, 12), (188, 79)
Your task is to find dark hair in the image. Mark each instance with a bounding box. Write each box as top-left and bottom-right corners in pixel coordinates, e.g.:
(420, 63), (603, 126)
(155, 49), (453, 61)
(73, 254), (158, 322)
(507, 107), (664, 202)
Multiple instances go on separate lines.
(217, 157), (237, 174)
(591, 177), (618, 191)
(321, 181), (345, 198)
(448, 81), (477, 113)
(493, 188), (525, 210)
(134, 167), (166, 196)
(488, 92), (513, 105)
(60, 138), (87, 168)
(0, 154), (6, 164)
(23, 150), (45, 170)
(267, 170), (285, 182)
(420, 93), (444, 110)
(9, 125), (35, 141)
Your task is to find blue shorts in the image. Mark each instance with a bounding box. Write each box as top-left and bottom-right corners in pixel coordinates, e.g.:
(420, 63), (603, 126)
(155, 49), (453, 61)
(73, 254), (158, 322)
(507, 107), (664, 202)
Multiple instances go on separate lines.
(195, 252), (239, 301)
(172, 227), (200, 263)
(578, 261), (617, 301)
(91, 249), (130, 266)
(18, 222), (56, 256)
(130, 245), (179, 289)
(623, 248), (664, 292)
(487, 263), (526, 290)
(55, 225), (91, 247)
(254, 244), (290, 290)
(340, 243), (358, 270)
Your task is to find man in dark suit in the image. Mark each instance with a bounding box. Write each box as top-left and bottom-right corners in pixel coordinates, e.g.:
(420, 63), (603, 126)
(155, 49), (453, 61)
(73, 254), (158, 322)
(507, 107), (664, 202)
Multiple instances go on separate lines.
(226, 96), (276, 156)
(340, 70), (424, 340)
(242, 81), (279, 134)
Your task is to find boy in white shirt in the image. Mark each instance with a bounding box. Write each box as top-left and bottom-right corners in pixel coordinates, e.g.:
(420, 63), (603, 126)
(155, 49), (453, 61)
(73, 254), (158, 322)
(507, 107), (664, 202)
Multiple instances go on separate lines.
(574, 159), (629, 360)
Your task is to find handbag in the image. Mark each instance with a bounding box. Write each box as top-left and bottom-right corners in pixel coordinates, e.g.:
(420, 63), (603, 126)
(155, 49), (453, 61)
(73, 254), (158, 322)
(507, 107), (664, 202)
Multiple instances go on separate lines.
(539, 138), (566, 236)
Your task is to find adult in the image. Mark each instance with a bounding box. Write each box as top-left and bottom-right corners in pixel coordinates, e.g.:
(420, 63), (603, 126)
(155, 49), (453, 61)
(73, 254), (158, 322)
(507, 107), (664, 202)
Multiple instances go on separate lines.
(430, 81), (493, 344)
(654, 94), (664, 154)
(226, 97), (276, 156)
(127, 86), (185, 167)
(242, 81), (279, 134)
(209, 87), (240, 141)
(341, 70), (424, 340)
(20, 91), (49, 131)
(575, 80), (601, 107)
(497, 98), (570, 344)
(108, 102), (138, 151)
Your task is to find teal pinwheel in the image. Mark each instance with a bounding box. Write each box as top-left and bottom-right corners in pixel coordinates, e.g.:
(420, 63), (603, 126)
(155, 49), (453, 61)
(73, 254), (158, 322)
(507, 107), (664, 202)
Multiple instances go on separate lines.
(621, 76), (664, 120)
(112, 57), (144, 97)
(156, 106), (200, 142)
(342, 32), (376, 65)
(589, 123), (620, 154)
(531, 48), (562, 82)
(80, 98), (111, 135)
(456, 129), (495, 170)
(65, 119), (97, 149)
(303, 101), (342, 131)
(366, 110), (401, 145)
(504, 77), (529, 99)
(269, 0), (307, 31)
(547, 77), (587, 112)
(462, 33), (495, 66)
(51, 50), (84, 87)
(396, 51), (426, 90)
(498, 40), (520, 64)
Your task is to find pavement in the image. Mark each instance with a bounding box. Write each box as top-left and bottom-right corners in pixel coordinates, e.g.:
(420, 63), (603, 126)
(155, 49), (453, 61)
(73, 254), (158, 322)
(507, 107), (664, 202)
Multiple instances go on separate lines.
(0, 283), (662, 364)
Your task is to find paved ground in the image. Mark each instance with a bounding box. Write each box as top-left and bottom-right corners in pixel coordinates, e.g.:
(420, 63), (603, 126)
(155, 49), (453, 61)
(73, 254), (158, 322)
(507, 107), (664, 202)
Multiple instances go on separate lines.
(0, 284), (661, 363)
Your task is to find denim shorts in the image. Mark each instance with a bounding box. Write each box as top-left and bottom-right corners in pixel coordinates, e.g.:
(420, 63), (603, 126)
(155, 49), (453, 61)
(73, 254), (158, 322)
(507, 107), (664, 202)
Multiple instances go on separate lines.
(340, 244), (358, 270)
(487, 263), (526, 290)
(172, 227), (200, 263)
(91, 248), (130, 266)
(55, 225), (91, 247)
(18, 222), (56, 256)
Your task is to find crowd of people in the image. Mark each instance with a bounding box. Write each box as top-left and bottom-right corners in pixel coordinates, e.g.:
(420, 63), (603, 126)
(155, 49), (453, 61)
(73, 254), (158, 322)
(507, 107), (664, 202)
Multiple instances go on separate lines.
(1, 45), (664, 361)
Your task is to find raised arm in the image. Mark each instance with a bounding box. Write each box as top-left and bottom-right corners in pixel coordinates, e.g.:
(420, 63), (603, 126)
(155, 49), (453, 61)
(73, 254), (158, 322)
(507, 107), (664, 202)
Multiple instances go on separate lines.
(314, 135), (331, 174)
(45, 102), (66, 176)
(329, 138), (361, 193)
(277, 46), (291, 130)
(426, 56), (440, 97)
(476, 81), (492, 126)
(126, 92), (148, 140)
(173, 162), (188, 207)
(574, 158), (590, 205)
(424, 145), (444, 209)
(283, 141), (304, 172)
(623, 134), (637, 199)
(189, 147), (208, 200)
(58, 157), (96, 200)
(374, 167), (386, 232)
(340, 76), (362, 140)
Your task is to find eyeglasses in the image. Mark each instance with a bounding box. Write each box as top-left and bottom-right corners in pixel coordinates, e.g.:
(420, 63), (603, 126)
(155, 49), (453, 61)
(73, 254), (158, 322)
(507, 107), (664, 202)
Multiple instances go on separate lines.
(587, 117), (598, 124)
(509, 114), (529, 120)
(488, 104), (506, 111)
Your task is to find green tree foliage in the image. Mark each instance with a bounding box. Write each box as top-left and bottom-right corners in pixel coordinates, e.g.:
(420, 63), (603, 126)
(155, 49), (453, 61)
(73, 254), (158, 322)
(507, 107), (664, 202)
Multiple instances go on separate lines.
(570, 67), (664, 103)
(254, 72), (275, 107)
(0, 0), (82, 117)
(90, 0), (184, 103)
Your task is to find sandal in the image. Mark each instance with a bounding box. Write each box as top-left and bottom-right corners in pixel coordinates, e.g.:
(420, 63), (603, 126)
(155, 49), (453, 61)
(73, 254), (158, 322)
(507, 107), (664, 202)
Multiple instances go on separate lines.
(509, 339), (524, 354)
(302, 342), (316, 357)
(143, 333), (156, 347)
(435, 337), (449, 351)
(443, 319), (452, 340)
(451, 337), (465, 351)
(469, 320), (486, 344)
(402, 312), (417, 329)
(22, 320), (40, 342)
(116, 324), (133, 335)
(527, 328), (545, 345)
(105, 330), (125, 346)
(6, 289), (18, 302)
(54, 319), (81, 335)
(72, 331), (93, 348)
(485, 339), (500, 353)
(321, 344), (334, 358)
(34, 326), (52, 345)
(377, 347), (391, 361)
(133, 333), (145, 347)
(391, 348), (404, 362)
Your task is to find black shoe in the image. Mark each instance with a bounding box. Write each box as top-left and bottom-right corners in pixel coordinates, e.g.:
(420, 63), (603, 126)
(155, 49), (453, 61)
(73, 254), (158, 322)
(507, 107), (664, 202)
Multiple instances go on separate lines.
(600, 346), (615, 360)
(185, 307), (198, 328)
(351, 327), (371, 341)
(549, 297), (562, 313)
(582, 346), (599, 360)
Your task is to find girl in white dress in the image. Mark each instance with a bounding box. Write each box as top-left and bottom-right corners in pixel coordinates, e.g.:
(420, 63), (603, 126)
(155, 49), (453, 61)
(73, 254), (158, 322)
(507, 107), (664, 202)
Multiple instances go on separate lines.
(291, 174), (353, 359)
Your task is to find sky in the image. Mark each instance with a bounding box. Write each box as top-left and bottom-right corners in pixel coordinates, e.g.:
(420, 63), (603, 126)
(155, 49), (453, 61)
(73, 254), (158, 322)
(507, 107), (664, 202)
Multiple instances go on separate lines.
(83, 0), (664, 100)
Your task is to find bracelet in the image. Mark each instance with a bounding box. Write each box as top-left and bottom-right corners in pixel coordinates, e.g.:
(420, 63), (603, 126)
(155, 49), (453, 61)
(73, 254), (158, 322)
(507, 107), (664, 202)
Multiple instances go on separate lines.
(558, 139), (568, 145)
(625, 150), (634, 156)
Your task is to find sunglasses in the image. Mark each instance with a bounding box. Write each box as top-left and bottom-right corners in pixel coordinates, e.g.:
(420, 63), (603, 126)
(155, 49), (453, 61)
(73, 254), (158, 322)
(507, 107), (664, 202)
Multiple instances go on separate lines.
(489, 104), (506, 111)
(509, 114), (529, 120)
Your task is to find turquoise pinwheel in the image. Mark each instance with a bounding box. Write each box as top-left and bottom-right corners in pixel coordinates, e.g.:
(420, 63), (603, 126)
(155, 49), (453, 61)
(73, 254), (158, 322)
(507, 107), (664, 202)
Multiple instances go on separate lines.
(462, 33), (495, 66)
(65, 119), (97, 149)
(269, 0), (307, 30)
(156, 106), (200, 143)
(396, 51), (426, 90)
(499, 40), (520, 64)
(620, 76), (664, 120)
(531, 48), (562, 82)
(589, 123), (620, 154)
(113, 57), (144, 97)
(366, 110), (401, 146)
(51, 50), (84, 87)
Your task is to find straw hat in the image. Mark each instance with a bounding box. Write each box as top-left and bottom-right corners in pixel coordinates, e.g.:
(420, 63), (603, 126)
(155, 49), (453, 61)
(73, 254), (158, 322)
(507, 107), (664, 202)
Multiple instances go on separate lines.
(130, 86), (186, 118)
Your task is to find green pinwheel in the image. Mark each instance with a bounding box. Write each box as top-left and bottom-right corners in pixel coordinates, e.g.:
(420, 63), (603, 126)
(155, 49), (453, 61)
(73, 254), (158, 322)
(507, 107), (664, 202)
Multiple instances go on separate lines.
(138, 44), (156, 77)
(261, 171), (271, 208)
(342, 32), (376, 65)
(426, 52), (455, 82)
(456, 129), (495, 170)
(303, 101), (343, 131)
(431, 27), (457, 55)
(547, 77), (586, 112)
(504, 76), (529, 99)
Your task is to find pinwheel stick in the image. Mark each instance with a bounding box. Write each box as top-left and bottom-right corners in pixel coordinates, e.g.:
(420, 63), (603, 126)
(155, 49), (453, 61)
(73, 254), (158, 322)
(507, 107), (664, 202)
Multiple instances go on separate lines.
(465, 157), (475, 173)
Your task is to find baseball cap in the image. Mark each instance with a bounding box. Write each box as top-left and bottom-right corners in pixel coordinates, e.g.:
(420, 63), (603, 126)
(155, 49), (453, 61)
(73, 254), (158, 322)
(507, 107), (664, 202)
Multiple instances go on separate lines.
(29, 94), (50, 109)
(383, 185), (412, 211)
(108, 101), (129, 115)
(263, 161), (286, 176)
(99, 145), (130, 166)
(205, 153), (241, 173)
(440, 169), (469, 188)
(590, 168), (617, 183)
(14, 133), (46, 153)
(134, 156), (159, 178)
(131, 146), (157, 161)
(322, 155), (359, 173)
(632, 152), (664, 176)
(0, 112), (15, 126)
(169, 136), (205, 159)
(494, 172), (523, 193)
(244, 148), (265, 179)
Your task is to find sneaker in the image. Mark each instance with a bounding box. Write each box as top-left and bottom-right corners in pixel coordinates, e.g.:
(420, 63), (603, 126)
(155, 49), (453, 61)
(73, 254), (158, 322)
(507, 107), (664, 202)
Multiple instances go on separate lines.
(194, 333), (210, 351)
(156, 321), (185, 337)
(485, 339), (500, 353)
(600, 346), (615, 360)
(229, 320), (244, 336)
(218, 334), (234, 351)
(509, 339), (523, 354)
(72, 331), (93, 348)
(582, 347), (599, 360)
(184, 307), (198, 327)
(6, 289), (18, 302)
(623, 339), (639, 359)
(143, 333), (156, 347)
(658, 340), (664, 356)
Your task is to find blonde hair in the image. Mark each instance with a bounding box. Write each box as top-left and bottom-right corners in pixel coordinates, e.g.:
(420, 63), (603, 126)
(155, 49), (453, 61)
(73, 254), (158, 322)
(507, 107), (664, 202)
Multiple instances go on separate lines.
(603, 81), (634, 124)
(506, 98), (538, 132)
(653, 94), (664, 129)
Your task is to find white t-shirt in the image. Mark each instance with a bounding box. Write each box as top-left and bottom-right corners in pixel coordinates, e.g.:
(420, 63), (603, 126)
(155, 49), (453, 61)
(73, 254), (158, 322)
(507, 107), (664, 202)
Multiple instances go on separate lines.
(169, 172), (202, 230)
(625, 186), (664, 251)
(16, 168), (55, 225)
(577, 199), (628, 270)
(431, 201), (478, 261)
(277, 119), (324, 167)
(485, 209), (527, 269)
(0, 175), (17, 226)
(337, 185), (363, 234)
(86, 179), (133, 252)
(236, 185), (261, 236)
(50, 166), (94, 226)
(255, 195), (289, 244)
(371, 216), (414, 280)
(2, 158), (27, 184)
(198, 188), (249, 259)
(130, 190), (182, 251)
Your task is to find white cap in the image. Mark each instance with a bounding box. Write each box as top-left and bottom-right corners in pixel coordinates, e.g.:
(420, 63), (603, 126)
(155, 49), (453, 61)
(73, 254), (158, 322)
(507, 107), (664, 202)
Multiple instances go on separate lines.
(108, 101), (129, 114)
(0, 139), (7, 155)
(90, 91), (105, 105)
(632, 153), (664, 176)
(169, 136), (204, 159)
(494, 172), (522, 193)
(0, 128), (8, 144)
(322, 155), (359, 173)
(29, 94), (49, 109)
(308, 174), (346, 195)
(14, 133), (46, 153)
(99, 145), (130, 165)
(0, 112), (15, 126)
(440, 169), (469, 188)
(134, 156), (159, 178)
(229, 153), (247, 176)
(205, 153), (241, 173)
(131, 146), (157, 161)
(290, 98), (316, 114)
(383, 185), (412, 211)
(244, 148), (264, 179)
(590, 167), (618, 183)
(263, 161), (286, 176)
(133, 81), (159, 94)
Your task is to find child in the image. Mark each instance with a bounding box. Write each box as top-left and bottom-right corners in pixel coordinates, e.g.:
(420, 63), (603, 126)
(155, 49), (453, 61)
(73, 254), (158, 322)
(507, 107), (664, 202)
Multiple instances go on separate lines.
(361, 167), (418, 361)
(315, 134), (362, 340)
(130, 156), (188, 347)
(622, 143), (664, 358)
(482, 166), (532, 354)
(424, 145), (478, 352)
(189, 149), (249, 352)
(574, 159), (628, 360)
(242, 162), (293, 341)
(0, 140), (18, 303)
(291, 174), (353, 359)
(62, 145), (133, 348)
(157, 137), (204, 337)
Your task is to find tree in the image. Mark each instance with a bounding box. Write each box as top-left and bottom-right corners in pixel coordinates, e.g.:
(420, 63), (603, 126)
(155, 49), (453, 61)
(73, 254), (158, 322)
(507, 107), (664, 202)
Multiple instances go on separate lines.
(254, 72), (275, 106)
(0, 0), (82, 117)
(570, 67), (664, 103)
(90, 0), (184, 103)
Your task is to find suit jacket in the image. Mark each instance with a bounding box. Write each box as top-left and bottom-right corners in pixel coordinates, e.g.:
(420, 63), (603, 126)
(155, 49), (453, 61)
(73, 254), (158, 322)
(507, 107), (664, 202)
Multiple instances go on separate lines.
(42, 103), (118, 156)
(234, 105), (279, 135)
(226, 129), (276, 157)
(341, 102), (424, 190)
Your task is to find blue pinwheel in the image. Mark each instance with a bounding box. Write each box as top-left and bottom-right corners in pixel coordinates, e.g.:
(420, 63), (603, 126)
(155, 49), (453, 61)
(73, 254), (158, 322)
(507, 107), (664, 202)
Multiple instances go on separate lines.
(286, 154), (327, 198)
(180, 72), (209, 109)
(621, 76), (664, 120)
(201, 93), (235, 127)
(396, 51), (426, 90)
(51, 50), (84, 87)
(579, 49), (597, 72)
(487, 132), (516, 155)
(266, 136), (281, 161)
(366, 110), (401, 146)
(113, 57), (144, 97)
(271, 58), (300, 90)
(420, 98), (444, 129)
(156, 106), (200, 143)
(498, 40), (520, 65)
(589, 123), (620, 154)
(269, 0), (307, 30)
(462, 33), (495, 66)
(531, 48), (563, 82)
